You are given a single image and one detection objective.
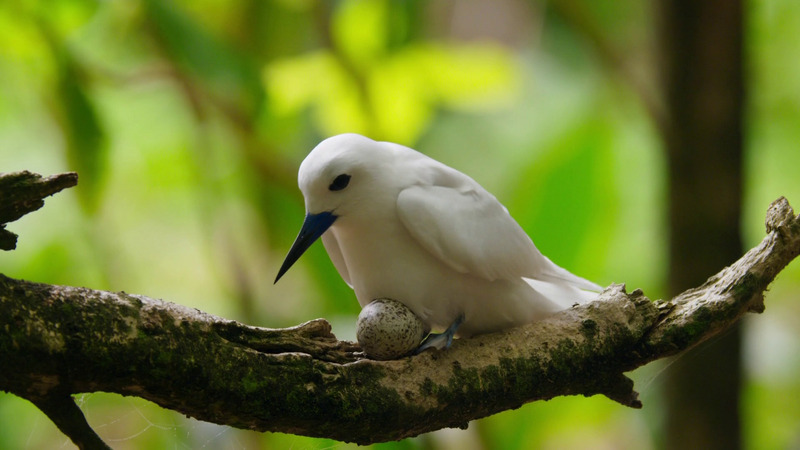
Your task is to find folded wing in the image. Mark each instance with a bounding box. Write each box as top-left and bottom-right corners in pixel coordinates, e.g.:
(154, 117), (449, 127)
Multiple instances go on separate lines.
(397, 183), (601, 292)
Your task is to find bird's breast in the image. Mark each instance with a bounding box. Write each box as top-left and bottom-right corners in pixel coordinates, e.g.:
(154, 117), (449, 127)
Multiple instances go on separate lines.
(331, 218), (458, 326)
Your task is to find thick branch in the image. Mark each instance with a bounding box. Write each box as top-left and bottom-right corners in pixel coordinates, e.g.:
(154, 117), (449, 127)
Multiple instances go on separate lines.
(0, 171), (78, 250)
(1, 197), (798, 445)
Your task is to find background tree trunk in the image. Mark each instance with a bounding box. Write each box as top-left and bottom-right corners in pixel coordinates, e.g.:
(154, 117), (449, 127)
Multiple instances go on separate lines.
(659, 1), (745, 449)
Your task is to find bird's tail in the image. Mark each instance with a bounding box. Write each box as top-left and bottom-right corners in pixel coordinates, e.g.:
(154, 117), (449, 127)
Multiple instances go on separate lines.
(525, 255), (603, 308)
(537, 254), (603, 291)
(523, 277), (600, 310)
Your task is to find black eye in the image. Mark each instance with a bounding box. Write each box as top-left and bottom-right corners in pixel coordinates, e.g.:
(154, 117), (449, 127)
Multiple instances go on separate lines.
(329, 174), (351, 191)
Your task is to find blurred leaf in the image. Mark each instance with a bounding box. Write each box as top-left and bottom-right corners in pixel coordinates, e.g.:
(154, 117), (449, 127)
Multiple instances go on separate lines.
(373, 437), (421, 450)
(384, 0), (425, 49)
(369, 43), (518, 143)
(56, 61), (106, 210)
(478, 396), (639, 450)
(332, 0), (389, 70)
(237, 0), (317, 59)
(263, 51), (369, 135)
(508, 116), (616, 273)
(332, 0), (425, 66)
(143, 0), (264, 117)
(38, 20), (107, 213)
(0, 5), (46, 64)
(367, 57), (432, 144)
(265, 43), (518, 145)
(421, 43), (519, 110)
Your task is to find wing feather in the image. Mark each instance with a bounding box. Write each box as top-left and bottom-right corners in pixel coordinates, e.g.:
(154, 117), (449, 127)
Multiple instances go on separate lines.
(391, 142), (601, 290)
(397, 179), (601, 291)
(397, 183), (543, 281)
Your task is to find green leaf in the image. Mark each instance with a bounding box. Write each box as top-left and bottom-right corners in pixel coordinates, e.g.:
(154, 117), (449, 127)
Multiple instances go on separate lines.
(263, 51), (370, 135)
(331, 0), (389, 70)
(508, 117), (616, 274)
(264, 43), (518, 145)
(367, 43), (518, 144)
(39, 21), (107, 213)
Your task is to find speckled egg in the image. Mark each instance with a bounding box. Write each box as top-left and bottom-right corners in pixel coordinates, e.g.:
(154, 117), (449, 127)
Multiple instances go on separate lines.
(356, 298), (429, 360)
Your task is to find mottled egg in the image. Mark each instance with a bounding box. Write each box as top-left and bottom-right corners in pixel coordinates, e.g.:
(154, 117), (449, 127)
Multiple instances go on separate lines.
(356, 298), (429, 360)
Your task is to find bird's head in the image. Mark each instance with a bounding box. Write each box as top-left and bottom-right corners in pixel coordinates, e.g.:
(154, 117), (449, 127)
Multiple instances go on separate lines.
(275, 133), (395, 282)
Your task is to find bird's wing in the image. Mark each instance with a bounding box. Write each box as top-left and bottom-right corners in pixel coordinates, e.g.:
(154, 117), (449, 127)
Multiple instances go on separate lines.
(529, 253), (603, 292)
(397, 183), (544, 281)
(397, 183), (602, 291)
(322, 231), (353, 288)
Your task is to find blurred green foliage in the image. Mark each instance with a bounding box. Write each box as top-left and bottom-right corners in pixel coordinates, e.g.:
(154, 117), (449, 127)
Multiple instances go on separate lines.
(1, 0), (799, 449)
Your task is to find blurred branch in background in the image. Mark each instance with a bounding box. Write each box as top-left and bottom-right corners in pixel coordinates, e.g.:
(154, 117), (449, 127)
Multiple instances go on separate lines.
(659, 1), (745, 449)
(543, 0), (750, 446)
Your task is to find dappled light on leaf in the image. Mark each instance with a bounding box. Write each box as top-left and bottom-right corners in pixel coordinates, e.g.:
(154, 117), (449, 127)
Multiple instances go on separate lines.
(263, 51), (369, 136)
(331, 0), (388, 70)
(264, 42), (518, 145)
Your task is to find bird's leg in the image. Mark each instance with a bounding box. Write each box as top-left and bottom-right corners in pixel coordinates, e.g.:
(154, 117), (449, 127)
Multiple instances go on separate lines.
(414, 313), (465, 354)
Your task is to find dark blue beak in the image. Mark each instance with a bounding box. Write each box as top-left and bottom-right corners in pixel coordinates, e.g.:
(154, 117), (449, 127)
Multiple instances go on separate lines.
(275, 211), (338, 283)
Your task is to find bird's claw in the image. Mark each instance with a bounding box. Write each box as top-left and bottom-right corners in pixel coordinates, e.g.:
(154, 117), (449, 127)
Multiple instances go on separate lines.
(414, 313), (465, 354)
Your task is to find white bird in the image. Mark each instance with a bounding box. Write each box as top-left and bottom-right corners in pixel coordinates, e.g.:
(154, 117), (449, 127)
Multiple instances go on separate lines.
(275, 133), (602, 350)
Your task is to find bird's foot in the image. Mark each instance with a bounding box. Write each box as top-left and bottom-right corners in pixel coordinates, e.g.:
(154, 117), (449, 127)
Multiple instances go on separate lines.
(414, 314), (464, 354)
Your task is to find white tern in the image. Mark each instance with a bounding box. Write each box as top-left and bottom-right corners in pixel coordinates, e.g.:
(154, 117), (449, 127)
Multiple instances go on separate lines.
(275, 133), (602, 350)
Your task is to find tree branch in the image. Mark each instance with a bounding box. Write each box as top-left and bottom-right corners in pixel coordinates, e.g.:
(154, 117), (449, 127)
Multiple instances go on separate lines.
(0, 170), (78, 250)
(28, 394), (111, 450)
(1, 174), (798, 445)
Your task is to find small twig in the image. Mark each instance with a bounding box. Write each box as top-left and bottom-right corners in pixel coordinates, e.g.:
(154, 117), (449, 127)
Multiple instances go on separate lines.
(29, 394), (111, 450)
(0, 171), (78, 250)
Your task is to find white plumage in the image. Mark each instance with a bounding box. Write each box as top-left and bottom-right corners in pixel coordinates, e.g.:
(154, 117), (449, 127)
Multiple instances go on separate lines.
(276, 133), (601, 339)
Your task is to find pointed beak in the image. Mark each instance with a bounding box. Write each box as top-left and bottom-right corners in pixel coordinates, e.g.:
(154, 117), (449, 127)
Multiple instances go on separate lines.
(274, 211), (338, 283)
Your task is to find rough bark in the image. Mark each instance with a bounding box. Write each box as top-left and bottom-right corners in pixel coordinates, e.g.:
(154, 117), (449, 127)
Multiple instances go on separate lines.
(0, 171), (78, 250)
(1, 172), (799, 448)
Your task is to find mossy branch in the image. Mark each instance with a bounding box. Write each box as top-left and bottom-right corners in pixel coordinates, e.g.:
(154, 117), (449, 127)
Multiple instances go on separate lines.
(1, 173), (798, 447)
